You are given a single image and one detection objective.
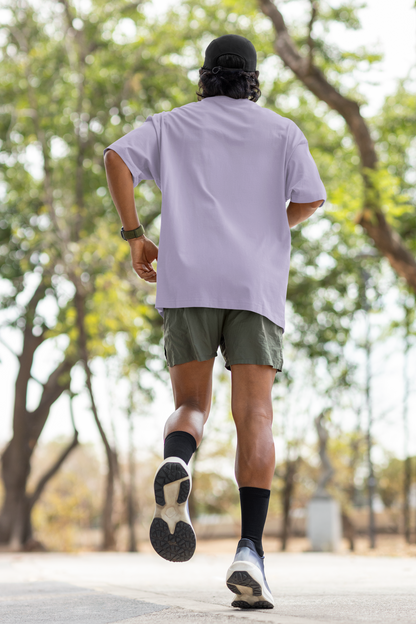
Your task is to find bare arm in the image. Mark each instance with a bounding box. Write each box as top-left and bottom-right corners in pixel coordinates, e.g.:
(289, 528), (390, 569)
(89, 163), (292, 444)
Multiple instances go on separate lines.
(104, 148), (158, 283)
(286, 200), (323, 228)
(104, 149), (140, 230)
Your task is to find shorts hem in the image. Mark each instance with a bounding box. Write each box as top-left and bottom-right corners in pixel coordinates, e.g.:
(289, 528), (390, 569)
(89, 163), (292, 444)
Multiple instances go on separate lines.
(166, 352), (218, 368)
(227, 359), (283, 372)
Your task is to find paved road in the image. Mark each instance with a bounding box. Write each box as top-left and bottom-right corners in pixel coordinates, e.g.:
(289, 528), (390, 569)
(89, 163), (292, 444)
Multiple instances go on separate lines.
(0, 550), (415, 623)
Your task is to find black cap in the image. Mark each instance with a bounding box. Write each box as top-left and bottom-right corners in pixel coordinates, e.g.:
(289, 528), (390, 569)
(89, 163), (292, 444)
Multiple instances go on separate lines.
(202, 34), (257, 72)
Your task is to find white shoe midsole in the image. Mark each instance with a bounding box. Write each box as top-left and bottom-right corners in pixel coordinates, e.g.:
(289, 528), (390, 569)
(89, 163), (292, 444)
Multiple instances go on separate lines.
(152, 457), (194, 536)
(226, 560), (274, 606)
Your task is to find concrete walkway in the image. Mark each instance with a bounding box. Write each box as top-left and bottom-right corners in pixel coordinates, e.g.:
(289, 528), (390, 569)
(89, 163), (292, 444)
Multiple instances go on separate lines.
(0, 550), (415, 623)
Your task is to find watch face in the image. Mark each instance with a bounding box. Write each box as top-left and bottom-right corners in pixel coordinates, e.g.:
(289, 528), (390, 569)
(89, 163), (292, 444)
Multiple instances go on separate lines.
(120, 228), (126, 240)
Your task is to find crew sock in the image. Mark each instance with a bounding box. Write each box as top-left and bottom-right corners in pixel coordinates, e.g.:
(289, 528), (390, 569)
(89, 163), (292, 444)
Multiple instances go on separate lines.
(163, 430), (197, 465)
(239, 486), (271, 558)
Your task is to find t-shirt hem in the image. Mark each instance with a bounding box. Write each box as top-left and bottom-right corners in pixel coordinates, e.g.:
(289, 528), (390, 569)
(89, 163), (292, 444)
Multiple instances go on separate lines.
(155, 298), (285, 333)
(103, 145), (140, 187)
(290, 193), (326, 207)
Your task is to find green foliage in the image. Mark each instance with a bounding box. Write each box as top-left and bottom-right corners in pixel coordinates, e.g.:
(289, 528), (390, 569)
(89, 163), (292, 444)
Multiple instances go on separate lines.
(371, 83), (416, 251)
(362, 166), (413, 228)
(0, 0), (171, 370)
(271, 0), (383, 102)
(2, 0), (413, 392)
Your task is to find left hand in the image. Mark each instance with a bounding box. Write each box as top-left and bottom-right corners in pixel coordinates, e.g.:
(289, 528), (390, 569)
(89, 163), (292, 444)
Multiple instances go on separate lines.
(129, 236), (158, 283)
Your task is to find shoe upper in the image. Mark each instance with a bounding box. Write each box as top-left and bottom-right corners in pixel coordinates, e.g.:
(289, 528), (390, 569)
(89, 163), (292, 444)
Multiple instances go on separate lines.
(233, 538), (271, 594)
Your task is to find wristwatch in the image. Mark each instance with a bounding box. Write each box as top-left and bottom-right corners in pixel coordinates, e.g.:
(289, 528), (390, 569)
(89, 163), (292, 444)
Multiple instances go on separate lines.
(120, 224), (145, 240)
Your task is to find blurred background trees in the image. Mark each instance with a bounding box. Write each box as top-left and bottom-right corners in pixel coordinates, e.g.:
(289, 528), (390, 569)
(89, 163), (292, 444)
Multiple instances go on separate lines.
(0, 0), (415, 552)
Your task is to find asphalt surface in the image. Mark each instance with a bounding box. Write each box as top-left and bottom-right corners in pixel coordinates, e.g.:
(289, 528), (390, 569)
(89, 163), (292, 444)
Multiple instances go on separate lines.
(0, 550), (415, 623)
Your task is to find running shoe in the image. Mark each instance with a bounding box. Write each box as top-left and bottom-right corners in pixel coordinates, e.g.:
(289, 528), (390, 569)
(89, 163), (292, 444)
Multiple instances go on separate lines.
(226, 538), (274, 609)
(149, 456), (196, 562)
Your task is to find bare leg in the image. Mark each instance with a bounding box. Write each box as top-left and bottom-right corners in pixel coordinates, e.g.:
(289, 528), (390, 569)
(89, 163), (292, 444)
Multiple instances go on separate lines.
(164, 357), (215, 447)
(149, 357), (215, 562)
(230, 364), (277, 489)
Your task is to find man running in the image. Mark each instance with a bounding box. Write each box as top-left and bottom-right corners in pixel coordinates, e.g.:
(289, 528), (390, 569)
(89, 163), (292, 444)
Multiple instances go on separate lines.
(104, 34), (326, 610)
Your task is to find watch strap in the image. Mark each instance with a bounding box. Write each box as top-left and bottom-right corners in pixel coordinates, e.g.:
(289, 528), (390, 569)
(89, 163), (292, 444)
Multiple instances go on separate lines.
(121, 224), (144, 240)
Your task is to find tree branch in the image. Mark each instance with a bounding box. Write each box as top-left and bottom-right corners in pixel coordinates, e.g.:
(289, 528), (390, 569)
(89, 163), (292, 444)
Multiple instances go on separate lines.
(29, 355), (77, 444)
(58, 0), (88, 237)
(258, 0), (416, 293)
(259, 0), (377, 168)
(73, 286), (118, 549)
(307, 1), (318, 71)
(28, 395), (79, 510)
(13, 279), (48, 428)
(73, 288), (113, 459)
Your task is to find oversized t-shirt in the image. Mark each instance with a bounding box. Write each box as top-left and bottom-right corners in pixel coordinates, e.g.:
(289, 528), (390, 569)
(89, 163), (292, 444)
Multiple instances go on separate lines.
(104, 95), (326, 333)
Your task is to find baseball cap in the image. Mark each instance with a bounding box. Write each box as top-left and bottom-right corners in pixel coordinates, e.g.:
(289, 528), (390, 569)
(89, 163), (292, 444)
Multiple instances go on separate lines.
(202, 34), (257, 72)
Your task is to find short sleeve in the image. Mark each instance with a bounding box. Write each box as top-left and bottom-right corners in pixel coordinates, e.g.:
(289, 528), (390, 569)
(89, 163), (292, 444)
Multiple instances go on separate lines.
(285, 140), (326, 207)
(104, 115), (161, 188)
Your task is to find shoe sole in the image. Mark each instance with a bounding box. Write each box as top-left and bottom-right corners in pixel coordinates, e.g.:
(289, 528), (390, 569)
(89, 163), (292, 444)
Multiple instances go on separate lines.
(226, 562), (274, 609)
(149, 458), (196, 562)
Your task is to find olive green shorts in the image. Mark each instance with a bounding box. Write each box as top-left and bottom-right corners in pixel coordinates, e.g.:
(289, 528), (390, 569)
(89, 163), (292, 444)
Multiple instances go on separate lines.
(163, 307), (283, 374)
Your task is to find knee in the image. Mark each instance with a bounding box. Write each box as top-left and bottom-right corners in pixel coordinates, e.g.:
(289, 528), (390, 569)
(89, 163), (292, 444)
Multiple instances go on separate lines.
(236, 411), (273, 450)
(235, 408), (274, 455)
(234, 406), (273, 433)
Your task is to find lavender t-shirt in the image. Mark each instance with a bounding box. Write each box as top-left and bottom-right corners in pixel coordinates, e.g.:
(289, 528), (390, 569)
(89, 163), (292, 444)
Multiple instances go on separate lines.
(104, 95), (326, 333)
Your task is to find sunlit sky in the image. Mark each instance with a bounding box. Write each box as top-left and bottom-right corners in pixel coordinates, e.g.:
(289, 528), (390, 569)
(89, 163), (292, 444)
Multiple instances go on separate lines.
(1, 0), (416, 471)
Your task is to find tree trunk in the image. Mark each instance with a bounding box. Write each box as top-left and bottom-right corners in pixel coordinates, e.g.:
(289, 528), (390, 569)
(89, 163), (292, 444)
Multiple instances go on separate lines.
(102, 453), (117, 551)
(280, 456), (298, 551)
(126, 409), (138, 552)
(346, 407), (362, 551)
(74, 287), (118, 551)
(362, 269), (376, 549)
(0, 407), (78, 550)
(258, 0), (416, 295)
(342, 511), (355, 552)
(404, 457), (411, 544)
(0, 298), (75, 550)
(402, 298), (413, 543)
(0, 439), (32, 547)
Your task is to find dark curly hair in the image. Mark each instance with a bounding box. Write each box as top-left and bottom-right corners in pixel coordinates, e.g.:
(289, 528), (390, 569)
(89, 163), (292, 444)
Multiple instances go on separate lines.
(196, 53), (261, 102)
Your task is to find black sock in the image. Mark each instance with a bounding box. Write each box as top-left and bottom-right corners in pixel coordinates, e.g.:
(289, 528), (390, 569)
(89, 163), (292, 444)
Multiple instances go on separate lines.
(239, 486), (270, 557)
(163, 431), (197, 465)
